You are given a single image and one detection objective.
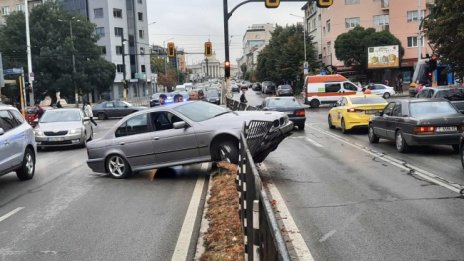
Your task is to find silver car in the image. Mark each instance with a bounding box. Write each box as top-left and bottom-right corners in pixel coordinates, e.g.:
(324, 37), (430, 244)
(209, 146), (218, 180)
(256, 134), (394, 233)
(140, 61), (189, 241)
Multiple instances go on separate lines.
(34, 108), (93, 149)
(86, 101), (293, 179)
(0, 105), (37, 180)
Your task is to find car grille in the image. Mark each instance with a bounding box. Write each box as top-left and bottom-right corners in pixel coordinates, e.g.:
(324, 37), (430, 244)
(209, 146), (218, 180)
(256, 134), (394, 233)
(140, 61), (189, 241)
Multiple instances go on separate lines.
(44, 131), (68, 136)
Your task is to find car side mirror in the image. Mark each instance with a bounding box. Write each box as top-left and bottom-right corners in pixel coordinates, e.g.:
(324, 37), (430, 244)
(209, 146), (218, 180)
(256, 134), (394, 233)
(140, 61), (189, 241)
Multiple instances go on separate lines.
(375, 111), (383, 116)
(0, 128), (4, 136)
(173, 121), (187, 129)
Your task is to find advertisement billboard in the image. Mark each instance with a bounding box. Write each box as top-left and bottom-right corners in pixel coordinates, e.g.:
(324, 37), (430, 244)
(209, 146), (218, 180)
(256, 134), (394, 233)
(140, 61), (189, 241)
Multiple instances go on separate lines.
(368, 45), (400, 69)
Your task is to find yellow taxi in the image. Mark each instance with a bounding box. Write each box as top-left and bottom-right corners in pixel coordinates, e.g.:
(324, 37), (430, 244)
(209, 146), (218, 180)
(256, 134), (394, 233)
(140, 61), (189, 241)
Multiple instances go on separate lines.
(328, 94), (388, 133)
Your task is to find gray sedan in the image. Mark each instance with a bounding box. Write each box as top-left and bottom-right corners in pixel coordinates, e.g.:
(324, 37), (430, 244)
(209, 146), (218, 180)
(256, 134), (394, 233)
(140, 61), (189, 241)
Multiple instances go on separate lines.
(93, 101), (146, 120)
(34, 109), (93, 149)
(86, 101), (293, 179)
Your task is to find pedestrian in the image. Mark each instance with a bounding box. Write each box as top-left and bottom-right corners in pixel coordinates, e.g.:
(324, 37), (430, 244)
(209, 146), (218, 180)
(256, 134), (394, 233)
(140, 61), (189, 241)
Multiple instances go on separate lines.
(159, 94), (167, 105)
(197, 89), (207, 101)
(84, 101), (98, 126)
(173, 94), (184, 103)
(188, 90), (199, 101)
(36, 103), (45, 119)
(240, 88), (248, 103)
(56, 100), (63, 108)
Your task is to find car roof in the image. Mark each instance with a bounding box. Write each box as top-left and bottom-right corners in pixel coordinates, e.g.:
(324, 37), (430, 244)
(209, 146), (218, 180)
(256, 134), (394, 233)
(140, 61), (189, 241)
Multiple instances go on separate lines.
(0, 104), (15, 110)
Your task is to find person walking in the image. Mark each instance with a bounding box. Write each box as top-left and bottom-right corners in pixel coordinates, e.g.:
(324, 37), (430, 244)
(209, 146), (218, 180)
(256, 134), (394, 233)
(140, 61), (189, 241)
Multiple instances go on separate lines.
(84, 101), (98, 126)
(240, 88), (247, 103)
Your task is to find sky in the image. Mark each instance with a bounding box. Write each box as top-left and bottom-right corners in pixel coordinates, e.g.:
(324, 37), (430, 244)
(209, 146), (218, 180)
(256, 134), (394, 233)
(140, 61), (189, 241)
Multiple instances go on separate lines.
(146, 0), (306, 66)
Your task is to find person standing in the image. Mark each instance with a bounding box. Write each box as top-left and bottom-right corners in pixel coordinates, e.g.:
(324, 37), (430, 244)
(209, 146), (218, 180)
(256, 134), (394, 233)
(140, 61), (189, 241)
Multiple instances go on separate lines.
(240, 88), (247, 103)
(84, 101), (98, 126)
(159, 94), (167, 105)
(197, 89), (207, 101)
(174, 94), (184, 103)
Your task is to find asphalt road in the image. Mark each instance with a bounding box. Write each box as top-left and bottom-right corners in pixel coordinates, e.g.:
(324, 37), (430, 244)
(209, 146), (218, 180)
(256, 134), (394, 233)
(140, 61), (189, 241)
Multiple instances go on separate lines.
(237, 90), (464, 261)
(0, 119), (207, 261)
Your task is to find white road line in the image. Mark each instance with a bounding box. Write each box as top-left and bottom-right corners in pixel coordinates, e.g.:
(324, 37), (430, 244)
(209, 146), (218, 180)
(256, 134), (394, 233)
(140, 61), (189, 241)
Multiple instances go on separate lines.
(305, 138), (323, 148)
(0, 207), (25, 223)
(307, 124), (464, 195)
(319, 230), (337, 242)
(171, 163), (208, 261)
(261, 163), (315, 261)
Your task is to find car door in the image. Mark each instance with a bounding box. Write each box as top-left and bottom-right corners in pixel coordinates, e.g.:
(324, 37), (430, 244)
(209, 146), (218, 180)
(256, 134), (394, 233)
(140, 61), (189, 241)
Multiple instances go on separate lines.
(0, 110), (22, 171)
(383, 102), (398, 139)
(103, 102), (116, 117)
(332, 97), (347, 127)
(114, 113), (156, 168)
(374, 84), (386, 95)
(374, 102), (396, 138)
(385, 102), (404, 139)
(324, 83), (342, 103)
(343, 82), (359, 95)
(150, 111), (199, 164)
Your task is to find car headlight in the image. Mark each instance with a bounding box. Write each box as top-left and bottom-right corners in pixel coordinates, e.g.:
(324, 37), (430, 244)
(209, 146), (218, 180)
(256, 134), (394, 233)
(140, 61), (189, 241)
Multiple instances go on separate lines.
(69, 128), (82, 134)
(34, 129), (44, 136)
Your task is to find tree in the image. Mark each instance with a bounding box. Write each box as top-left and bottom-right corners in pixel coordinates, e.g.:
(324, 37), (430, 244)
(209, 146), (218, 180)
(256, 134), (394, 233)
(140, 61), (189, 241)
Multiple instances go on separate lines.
(0, 2), (115, 102)
(424, 0), (464, 78)
(335, 27), (404, 73)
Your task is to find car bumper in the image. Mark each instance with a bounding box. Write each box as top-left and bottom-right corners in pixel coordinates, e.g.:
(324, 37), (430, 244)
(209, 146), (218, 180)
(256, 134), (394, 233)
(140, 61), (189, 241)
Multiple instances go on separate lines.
(87, 158), (106, 173)
(404, 133), (461, 145)
(288, 116), (306, 124)
(36, 134), (84, 147)
(345, 114), (375, 129)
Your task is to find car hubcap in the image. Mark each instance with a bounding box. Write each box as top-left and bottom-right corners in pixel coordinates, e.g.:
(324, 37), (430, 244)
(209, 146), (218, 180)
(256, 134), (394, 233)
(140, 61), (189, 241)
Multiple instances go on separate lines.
(396, 133), (402, 149)
(109, 156), (125, 177)
(25, 153), (34, 175)
(219, 145), (232, 163)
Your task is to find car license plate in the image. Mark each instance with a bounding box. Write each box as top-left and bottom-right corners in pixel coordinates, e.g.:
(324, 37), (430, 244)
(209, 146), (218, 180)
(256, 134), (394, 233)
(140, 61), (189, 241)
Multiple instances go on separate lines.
(436, 126), (457, 132)
(48, 137), (65, 142)
(365, 110), (378, 115)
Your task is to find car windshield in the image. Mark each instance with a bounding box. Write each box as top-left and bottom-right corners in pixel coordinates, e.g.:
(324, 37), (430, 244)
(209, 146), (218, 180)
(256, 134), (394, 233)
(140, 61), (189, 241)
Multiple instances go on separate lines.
(174, 101), (229, 122)
(267, 98), (300, 108)
(40, 110), (81, 123)
(206, 91), (219, 97)
(410, 101), (458, 118)
(350, 96), (386, 104)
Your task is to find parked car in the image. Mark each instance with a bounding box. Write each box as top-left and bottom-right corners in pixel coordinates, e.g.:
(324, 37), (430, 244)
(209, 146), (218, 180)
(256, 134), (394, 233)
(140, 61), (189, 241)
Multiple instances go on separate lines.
(252, 82), (262, 91)
(364, 83), (396, 99)
(276, 85), (294, 96)
(205, 90), (220, 105)
(416, 86), (464, 113)
(231, 84), (240, 93)
(34, 108), (93, 149)
(262, 81), (276, 94)
(93, 101), (146, 120)
(328, 94), (388, 133)
(0, 104), (36, 180)
(86, 101), (293, 178)
(258, 97), (306, 130)
(368, 99), (464, 153)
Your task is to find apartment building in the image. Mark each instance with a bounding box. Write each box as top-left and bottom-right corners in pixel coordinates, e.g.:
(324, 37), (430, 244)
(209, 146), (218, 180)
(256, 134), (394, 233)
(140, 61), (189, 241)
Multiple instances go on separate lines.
(302, 1), (322, 62)
(0, 0), (42, 25)
(237, 23), (274, 76)
(305, 0), (432, 84)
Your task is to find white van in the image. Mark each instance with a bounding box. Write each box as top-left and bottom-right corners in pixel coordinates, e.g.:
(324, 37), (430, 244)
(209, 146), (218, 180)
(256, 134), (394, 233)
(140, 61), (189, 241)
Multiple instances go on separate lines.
(175, 85), (186, 92)
(304, 75), (361, 108)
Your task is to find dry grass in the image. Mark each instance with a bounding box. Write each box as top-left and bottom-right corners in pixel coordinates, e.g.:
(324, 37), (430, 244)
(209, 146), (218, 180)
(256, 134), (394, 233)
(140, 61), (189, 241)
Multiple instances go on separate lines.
(200, 162), (244, 261)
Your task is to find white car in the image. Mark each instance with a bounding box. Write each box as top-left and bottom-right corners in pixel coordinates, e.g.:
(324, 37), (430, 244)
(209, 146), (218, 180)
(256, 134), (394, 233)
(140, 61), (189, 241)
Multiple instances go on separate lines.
(365, 84), (396, 99)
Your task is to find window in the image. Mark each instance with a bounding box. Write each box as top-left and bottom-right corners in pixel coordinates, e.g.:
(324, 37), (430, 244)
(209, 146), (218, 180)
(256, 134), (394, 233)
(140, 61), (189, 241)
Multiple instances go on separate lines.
(326, 20), (331, 33)
(373, 15), (389, 26)
(392, 104), (402, 117)
(151, 112), (184, 131)
(345, 17), (360, 28)
(116, 64), (124, 73)
(383, 102), (396, 116)
(325, 83), (341, 93)
(140, 47), (145, 54)
(138, 12), (143, 21)
(115, 113), (149, 137)
(10, 110), (25, 124)
(100, 46), (106, 55)
(1, 6), (10, 15)
(137, 0), (142, 3)
(407, 10), (425, 22)
(94, 8), (103, 18)
(343, 82), (358, 91)
(141, 65), (146, 73)
(345, 0), (359, 4)
(407, 36), (424, 47)
(113, 8), (122, 18)
(96, 27), (105, 37)
(16, 4), (25, 12)
(139, 30), (144, 39)
(104, 102), (115, 108)
(0, 110), (20, 132)
(375, 84), (386, 90)
(116, 45), (123, 55)
(115, 27), (123, 37)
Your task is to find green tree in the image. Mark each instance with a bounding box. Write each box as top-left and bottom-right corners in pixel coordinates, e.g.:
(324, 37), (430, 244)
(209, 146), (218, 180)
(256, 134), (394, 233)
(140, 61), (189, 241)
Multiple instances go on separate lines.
(0, 2), (115, 102)
(334, 27), (404, 73)
(424, 0), (464, 78)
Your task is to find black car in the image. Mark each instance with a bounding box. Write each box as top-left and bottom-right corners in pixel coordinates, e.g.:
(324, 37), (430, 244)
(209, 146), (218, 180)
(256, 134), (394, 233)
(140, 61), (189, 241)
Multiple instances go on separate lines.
(368, 99), (464, 153)
(252, 82), (262, 91)
(205, 90), (220, 105)
(93, 101), (146, 120)
(416, 86), (464, 113)
(258, 97), (306, 130)
(262, 81), (276, 94)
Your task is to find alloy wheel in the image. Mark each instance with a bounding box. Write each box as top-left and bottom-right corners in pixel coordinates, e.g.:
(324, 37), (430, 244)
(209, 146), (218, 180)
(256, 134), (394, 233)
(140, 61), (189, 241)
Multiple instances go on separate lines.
(108, 156), (126, 178)
(25, 153), (34, 175)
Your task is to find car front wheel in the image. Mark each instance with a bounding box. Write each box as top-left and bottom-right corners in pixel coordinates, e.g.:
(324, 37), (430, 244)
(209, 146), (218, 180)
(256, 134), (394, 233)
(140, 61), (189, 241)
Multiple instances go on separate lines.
(383, 92), (391, 99)
(97, 112), (107, 120)
(16, 148), (35, 181)
(368, 125), (379, 143)
(106, 155), (131, 179)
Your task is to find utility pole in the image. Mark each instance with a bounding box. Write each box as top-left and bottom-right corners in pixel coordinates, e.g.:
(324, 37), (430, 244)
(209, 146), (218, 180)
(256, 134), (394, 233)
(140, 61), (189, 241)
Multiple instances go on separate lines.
(121, 34), (128, 100)
(70, 20), (78, 107)
(25, 0), (34, 106)
(417, 0), (422, 63)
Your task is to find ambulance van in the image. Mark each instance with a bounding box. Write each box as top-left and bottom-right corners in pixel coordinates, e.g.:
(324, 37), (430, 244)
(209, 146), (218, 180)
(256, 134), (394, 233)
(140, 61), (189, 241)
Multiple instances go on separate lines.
(304, 74), (362, 108)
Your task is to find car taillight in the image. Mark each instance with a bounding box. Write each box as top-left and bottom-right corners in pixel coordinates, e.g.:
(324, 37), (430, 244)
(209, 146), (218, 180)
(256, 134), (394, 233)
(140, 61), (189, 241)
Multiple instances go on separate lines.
(414, 126), (435, 134)
(347, 108), (363, 112)
(295, 109), (305, 117)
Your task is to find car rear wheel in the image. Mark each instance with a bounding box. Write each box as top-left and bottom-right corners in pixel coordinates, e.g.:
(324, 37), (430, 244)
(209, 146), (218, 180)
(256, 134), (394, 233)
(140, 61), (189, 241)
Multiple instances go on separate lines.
(97, 112), (107, 120)
(106, 155), (131, 179)
(395, 130), (409, 153)
(452, 144), (459, 154)
(309, 99), (320, 108)
(212, 140), (239, 164)
(368, 125), (379, 143)
(328, 115), (335, 129)
(383, 92), (391, 99)
(16, 148), (35, 181)
(341, 118), (348, 134)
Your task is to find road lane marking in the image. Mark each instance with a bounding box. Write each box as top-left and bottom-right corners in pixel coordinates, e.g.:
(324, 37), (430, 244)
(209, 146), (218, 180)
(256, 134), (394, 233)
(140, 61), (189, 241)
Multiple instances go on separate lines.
(307, 124), (464, 195)
(0, 207), (24, 223)
(319, 230), (337, 242)
(305, 138), (323, 148)
(261, 163), (315, 261)
(172, 163), (208, 261)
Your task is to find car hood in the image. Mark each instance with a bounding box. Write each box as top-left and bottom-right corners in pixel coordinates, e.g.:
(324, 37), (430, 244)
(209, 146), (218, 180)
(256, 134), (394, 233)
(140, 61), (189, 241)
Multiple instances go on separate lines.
(37, 121), (83, 131)
(200, 110), (286, 128)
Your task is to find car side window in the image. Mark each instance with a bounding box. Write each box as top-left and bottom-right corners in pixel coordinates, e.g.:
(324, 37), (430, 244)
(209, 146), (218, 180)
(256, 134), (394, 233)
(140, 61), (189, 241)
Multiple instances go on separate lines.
(427, 90), (434, 98)
(10, 110), (25, 124)
(376, 85), (386, 90)
(104, 102), (114, 108)
(0, 110), (20, 132)
(116, 101), (127, 108)
(151, 111), (183, 131)
(325, 83), (341, 93)
(115, 113), (149, 137)
(343, 82), (358, 91)
(392, 104), (403, 117)
(383, 102), (396, 116)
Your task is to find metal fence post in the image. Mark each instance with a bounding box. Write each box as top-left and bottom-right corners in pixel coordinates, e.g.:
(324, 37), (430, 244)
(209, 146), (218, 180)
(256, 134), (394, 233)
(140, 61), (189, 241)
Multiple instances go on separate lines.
(253, 200), (260, 261)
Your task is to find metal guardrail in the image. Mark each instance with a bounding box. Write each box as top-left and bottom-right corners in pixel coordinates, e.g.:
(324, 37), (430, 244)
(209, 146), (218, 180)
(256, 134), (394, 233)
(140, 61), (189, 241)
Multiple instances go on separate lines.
(237, 124), (291, 261)
(226, 97), (261, 111)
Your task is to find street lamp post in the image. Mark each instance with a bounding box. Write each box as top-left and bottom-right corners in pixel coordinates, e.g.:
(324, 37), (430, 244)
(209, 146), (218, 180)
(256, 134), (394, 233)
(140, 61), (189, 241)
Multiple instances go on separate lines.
(59, 17), (80, 107)
(290, 13), (307, 69)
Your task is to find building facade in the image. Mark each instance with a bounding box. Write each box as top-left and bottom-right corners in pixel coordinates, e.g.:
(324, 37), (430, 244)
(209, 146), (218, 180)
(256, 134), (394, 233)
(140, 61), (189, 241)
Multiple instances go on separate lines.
(0, 0), (42, 25)
(237, 23), (274, 76)
(302, 1), (322, 62)
(188, 54), (238, 82)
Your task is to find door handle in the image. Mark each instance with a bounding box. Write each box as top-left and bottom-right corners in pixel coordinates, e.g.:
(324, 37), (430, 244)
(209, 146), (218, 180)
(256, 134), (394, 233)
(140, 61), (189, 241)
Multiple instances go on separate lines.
(153, 137), (160, 140)
(119, 142), (125, 146)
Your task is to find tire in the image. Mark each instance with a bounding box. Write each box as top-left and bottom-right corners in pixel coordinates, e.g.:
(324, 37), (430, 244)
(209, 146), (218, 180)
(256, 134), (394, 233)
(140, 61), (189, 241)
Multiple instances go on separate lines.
(297, 123), (305, 131)
(341, 118), (348, 134)
(309, 99), (320, 108)
(80, 134), (87, 148)
(383, 92), (391, 99)
(212, 140), (239, 164)
(106, 154), (131, 179)
(16, 148), (35, 181)
(368, 125), (379, 143)
(97, 112), (106, 120)
(328, 115), (335, 129)
(452, 144), (459, 154)
(395, 130), (409, 153)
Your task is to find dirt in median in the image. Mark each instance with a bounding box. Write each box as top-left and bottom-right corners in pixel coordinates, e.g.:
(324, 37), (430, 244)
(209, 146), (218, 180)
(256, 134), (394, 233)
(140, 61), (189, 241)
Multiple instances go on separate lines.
(200, 161), (244, 261)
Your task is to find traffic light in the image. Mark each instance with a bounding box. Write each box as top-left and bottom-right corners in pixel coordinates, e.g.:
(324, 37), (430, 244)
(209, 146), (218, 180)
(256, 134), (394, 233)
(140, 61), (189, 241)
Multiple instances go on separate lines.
(167, 42), (176, 57)
(265, 0), (280, 8)
(205, 41), (212, 57)
(316, 0), (333, 8)
(224, 61), (231, 78)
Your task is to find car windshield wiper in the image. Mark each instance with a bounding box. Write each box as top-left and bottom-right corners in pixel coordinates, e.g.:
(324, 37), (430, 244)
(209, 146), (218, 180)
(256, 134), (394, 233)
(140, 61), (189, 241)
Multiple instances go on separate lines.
(214, 111), (232, 117)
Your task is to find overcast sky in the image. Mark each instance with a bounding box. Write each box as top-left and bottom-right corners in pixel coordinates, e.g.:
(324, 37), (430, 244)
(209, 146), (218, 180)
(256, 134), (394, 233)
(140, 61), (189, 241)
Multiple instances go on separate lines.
(146, 0), (306, 65)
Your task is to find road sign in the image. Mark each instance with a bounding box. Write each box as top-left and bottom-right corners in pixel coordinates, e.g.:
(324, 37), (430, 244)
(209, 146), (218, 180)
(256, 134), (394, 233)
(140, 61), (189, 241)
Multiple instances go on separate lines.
(304, 68), (309, 74)
(320, 69), (326, 75)
(3, 68), (24, 75)
(304, 61), (309, 69)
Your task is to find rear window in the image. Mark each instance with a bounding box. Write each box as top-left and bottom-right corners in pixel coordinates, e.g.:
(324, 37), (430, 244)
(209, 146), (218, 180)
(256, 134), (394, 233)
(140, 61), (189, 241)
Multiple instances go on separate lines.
(435, 89), (464, 100)
(267, 98), (300, 108)
(350, 96), (386, 104)
(279, 85), (291, 89)
(410, 101), (458, 118)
